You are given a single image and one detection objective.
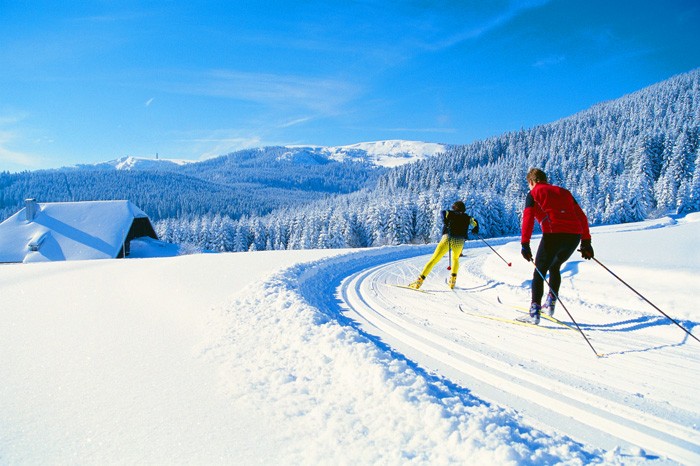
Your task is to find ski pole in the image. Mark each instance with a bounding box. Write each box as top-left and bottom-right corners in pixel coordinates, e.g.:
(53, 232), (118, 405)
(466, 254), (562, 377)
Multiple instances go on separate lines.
(530, 260), (603, 357)
(447, 240), (452, 270)
(475, 234), (512, 267)
(587, 255), (699, 344)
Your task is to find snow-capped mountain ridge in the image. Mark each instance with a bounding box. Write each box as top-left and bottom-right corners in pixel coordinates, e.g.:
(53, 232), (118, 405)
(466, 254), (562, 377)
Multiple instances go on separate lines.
(288, 140), (447, 167)
(112, 156), (193, 170)
(72, 155), (193, 171)
(83, 140), (446, 170)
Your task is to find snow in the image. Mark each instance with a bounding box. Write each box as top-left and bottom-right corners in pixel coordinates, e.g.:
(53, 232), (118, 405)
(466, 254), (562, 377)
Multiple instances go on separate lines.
(1, 215), (698, 464)
(86, 156), (194, 170)
(326, 140), (447, 167)
(112, 156), (193, 170)
(286, 140), (447, 167)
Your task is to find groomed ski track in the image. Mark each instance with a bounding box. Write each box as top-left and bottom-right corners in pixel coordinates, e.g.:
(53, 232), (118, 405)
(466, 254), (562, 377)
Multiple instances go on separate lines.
(292, 241), (700, 464)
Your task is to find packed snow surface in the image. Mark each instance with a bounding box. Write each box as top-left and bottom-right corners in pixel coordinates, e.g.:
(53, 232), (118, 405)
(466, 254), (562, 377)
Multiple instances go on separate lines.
(1, 215), (698, 464)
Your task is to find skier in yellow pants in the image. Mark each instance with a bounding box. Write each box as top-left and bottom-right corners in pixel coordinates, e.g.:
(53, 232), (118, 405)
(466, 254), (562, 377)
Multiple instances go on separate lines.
(409, 201), (479, 290)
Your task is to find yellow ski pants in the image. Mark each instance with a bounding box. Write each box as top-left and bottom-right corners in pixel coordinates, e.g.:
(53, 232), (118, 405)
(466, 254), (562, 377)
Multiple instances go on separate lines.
(421, 235), (465, 277)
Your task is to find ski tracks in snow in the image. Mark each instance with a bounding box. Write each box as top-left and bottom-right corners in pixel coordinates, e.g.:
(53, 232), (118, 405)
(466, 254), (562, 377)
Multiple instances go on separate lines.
(293, 244), (700, 464)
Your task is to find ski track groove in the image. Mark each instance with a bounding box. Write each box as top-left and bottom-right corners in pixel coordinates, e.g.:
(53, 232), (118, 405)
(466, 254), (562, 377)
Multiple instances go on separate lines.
(327, 248), (700, 465)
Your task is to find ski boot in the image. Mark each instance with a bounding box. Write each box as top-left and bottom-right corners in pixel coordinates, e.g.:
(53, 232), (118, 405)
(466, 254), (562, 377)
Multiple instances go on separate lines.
(448, 273), (457, 290)
(543, 291), (556, 317)
(408, 275), (425, 290)
(517, 302), (541, 325)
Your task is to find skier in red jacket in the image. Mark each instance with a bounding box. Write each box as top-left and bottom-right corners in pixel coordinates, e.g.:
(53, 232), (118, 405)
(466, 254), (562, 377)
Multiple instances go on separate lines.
(519, 168), (594, 324)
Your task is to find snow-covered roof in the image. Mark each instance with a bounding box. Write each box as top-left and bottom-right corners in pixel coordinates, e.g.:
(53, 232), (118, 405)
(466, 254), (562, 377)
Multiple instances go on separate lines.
(0, 200), (156, 263)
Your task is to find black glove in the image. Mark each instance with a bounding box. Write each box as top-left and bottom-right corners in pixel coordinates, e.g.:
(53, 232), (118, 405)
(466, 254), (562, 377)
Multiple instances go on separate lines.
(521, 243), (532, 262)
(580, 240), (594, 260)
(471, 225), (479, 235)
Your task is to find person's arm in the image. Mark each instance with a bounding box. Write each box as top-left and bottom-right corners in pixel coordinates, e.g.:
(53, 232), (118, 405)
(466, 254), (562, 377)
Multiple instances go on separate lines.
(521, 193), (536, 244)
(572, 197), (594, 259)
(470, 217), (479, 235)
(520, 193), (536, 261)
(572, 198), (591, 241)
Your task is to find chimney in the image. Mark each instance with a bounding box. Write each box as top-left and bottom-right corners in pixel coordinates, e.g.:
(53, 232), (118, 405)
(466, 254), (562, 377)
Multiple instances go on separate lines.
(25, 198), (38, 222)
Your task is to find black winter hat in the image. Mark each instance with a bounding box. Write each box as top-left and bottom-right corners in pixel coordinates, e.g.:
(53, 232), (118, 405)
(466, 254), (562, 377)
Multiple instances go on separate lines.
(452, 201), (466, 212)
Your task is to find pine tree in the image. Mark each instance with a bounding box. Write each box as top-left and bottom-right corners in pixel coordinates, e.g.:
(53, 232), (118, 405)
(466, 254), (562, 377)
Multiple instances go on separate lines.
(686, 152), (700, 213)
(625, 142), (655, 219)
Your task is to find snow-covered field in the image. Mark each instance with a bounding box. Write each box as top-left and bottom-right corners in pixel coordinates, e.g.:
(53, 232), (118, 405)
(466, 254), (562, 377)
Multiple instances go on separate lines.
(1, 214), (698, 465)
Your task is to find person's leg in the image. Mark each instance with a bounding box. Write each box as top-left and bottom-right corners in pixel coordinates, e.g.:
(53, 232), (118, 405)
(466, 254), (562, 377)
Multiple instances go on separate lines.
(420, 235), (450, 277)
(449, 238), (465, 274)
(532, 237), (556, 305)
(448, 239), (465, 288)
(546, 234), (581, 297)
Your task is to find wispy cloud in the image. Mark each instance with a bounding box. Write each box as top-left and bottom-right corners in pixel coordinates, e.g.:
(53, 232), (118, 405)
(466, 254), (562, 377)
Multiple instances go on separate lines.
(145, 98), (154, 107)
(534, 55), (566, 68)
(175, 130), (264, 160)
(0, 113), (29, 126)
(0, 130), (42, 170)
(197, 136), (264, 160)
(0, 113), (46, 170)
(164, 70), (361, 115)
(373, 126), (456, 135)
(419, 0), (552, 51)
(279, 117), (313, 128)
(74, 12), (150, 23)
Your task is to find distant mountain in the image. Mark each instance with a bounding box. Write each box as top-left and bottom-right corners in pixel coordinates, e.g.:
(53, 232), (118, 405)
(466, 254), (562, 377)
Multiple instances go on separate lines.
(289, 140), (447, 168)
(70, 156), (194, 172)
(1, 140), (444, 223)
(177, 145), (384, 194)
(70, 140), (446, 171)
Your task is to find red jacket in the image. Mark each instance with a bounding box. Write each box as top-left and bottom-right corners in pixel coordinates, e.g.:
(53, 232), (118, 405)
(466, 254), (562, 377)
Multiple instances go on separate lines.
(521, 182), (591, 243)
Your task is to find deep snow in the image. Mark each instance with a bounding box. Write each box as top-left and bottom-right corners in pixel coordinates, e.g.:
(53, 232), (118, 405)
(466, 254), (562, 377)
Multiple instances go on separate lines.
(0, 214), (698, 465)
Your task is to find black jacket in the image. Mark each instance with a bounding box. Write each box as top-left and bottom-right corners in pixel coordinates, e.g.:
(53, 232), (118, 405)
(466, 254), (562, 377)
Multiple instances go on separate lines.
(441, 210), (477, 239)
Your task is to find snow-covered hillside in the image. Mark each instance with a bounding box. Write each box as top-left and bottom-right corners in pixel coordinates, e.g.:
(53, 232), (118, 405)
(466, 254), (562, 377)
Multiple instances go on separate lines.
(73, 155), (194, 171)
(278, 140), (446, 167)
(1, 215), (698, 464)
(322, 140), (446, 167)
(78, 140), (446, 171)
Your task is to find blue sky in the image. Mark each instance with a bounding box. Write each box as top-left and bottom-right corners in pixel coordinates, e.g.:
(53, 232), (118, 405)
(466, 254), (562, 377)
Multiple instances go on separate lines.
(1, 0), (699, 172)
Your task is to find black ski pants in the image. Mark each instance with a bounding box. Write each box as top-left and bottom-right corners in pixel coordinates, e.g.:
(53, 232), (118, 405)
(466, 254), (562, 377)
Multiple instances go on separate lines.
(531, 233), (581, 305)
